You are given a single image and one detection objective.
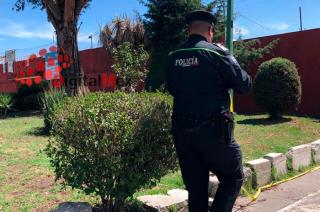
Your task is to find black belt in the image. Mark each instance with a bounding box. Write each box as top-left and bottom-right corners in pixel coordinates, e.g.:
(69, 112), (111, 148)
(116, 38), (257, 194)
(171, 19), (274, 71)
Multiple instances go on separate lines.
(173, 116), (216, 133)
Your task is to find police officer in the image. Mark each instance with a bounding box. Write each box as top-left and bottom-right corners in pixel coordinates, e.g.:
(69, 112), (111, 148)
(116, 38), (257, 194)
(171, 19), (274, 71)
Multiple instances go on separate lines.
(165, 10), (252, 212)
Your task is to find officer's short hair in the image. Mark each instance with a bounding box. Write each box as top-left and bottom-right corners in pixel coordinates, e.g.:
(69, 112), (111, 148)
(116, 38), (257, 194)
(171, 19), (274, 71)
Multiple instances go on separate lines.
(186, 10), (217, 27)
(189, 21), (214, 34)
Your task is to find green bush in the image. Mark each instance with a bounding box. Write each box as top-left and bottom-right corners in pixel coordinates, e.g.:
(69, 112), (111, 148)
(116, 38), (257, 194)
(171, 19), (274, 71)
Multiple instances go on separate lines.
(14, 81), (49, 111)
(112, 42), (149, 92)
(20, 92), (43, 110)
(0, 94), (13, 117)
(253, 57), (302, 118)
(40, 88), (68, 133)
(45, 92), (177, 211)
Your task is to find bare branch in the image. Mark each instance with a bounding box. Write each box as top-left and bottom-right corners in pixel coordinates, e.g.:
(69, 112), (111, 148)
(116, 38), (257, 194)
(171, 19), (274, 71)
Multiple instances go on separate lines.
(64, 0), (75, 26)
(75, 0), (89, 18)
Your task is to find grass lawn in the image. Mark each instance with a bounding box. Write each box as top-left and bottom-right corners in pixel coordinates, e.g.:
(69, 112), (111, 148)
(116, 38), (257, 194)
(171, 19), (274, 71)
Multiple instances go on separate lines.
(0, 115), (99, 211)
(0, 114), (319, 210)
(136, 114), (320, 196)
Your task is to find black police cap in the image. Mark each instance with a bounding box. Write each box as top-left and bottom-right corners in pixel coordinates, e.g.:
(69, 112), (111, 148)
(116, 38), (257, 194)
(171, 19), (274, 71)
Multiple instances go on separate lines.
(186, 10), (217, 25)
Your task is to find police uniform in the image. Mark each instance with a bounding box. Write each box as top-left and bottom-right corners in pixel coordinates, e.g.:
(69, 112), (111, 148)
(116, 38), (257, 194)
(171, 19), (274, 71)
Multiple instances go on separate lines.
(165, 10), (252, 212)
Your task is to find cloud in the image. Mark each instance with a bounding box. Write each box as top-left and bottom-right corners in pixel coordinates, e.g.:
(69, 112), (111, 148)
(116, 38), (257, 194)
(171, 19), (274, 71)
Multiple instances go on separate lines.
(0, 19), (98, 46)
(0, 19), (54, 40)
(234, 26), (250, 36)
(233, 24), (250, 40)
(267, 23), (290, 31)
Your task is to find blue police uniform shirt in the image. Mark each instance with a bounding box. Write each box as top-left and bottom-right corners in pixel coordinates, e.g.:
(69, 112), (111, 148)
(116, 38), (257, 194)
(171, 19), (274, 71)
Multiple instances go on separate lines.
(165, 34), (252, 117)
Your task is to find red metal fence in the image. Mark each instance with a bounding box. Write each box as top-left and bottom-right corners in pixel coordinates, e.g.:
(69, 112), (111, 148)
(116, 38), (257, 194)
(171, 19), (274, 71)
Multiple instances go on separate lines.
(0, 47), (115, 93)
(234, 28), (320, 117)
(0, 63), (18, 93)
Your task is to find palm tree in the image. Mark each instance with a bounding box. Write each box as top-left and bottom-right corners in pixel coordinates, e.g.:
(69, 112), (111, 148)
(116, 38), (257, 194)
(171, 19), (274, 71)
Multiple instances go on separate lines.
(99, 16), (149, 53)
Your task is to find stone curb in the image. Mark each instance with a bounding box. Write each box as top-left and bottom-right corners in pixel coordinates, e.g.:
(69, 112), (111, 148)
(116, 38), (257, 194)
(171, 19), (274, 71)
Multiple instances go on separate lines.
(311, 139), (320, 163)
(287, 144), (312, 171)
(264, 153), (287, 178)
(246, 158), (271, 188)
(137, 189), (188, 212)
(138, 139), (320, 211)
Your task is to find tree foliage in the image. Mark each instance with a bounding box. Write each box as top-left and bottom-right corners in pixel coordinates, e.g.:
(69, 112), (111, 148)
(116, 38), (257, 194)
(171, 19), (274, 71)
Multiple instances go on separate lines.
(140, 0), (211, 91)
(210, 0), (227, 42)
(100, 15), (150, 53)
(234, 39), (279, 70)
(13, 0), (91, 14)
(112, 42), (149, 92)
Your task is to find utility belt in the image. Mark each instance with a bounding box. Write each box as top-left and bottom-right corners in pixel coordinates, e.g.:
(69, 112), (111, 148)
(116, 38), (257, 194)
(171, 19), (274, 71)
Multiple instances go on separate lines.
(173, 108), (235, 144)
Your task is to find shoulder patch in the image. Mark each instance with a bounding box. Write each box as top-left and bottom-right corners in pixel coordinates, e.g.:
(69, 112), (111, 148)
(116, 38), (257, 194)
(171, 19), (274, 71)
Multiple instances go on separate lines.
(230, 55), (240, 65)
(216, 43), (229, 52)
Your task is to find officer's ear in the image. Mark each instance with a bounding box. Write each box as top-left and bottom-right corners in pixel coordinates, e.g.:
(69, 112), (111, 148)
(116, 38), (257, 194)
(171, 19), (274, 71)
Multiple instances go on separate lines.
(210, 25), (215, 34)
(207, 26), (213, 36)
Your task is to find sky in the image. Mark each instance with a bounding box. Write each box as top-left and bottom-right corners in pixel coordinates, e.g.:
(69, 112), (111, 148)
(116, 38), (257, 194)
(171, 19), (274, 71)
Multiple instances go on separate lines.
(0, 0), (319, 59)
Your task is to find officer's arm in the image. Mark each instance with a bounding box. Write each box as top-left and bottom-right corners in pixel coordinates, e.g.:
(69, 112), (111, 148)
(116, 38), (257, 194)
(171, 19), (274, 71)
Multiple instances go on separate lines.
(219, 54), (252, 94)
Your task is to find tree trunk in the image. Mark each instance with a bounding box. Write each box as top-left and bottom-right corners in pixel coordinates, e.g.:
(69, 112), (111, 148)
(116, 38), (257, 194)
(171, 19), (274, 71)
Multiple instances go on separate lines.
(56, 22), (84, 96)
(269, 110), (282, 120)
(42, 0), (90, 96)
(101, 197), (125, 212)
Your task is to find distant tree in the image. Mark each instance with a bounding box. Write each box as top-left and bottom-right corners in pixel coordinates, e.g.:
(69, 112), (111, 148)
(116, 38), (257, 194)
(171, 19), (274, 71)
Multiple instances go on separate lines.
(234, 39), (279, 70)
(14, 0), (92, 96)
(99, 15), (149, 53)
(210, 0), (226, 42)
(100, 16), (150, 92)
(112, 42), (149, 92)
(140, 0), (213, 91)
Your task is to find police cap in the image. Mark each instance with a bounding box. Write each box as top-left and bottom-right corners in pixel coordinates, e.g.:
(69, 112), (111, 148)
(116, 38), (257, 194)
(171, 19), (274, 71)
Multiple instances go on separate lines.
(186, 10), (217, 26)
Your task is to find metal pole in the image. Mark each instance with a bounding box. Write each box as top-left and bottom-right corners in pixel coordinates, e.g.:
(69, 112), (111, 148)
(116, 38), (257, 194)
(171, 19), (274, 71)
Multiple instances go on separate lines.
(88, 35), (93, 48)
(299, 7), (302, 31)
(226, 0), (234, 54)
(226, 0), (234, 112)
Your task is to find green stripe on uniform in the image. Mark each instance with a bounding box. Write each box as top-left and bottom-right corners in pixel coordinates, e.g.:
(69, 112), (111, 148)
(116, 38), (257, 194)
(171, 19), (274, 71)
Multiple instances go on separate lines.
(169, 47), (222, 57)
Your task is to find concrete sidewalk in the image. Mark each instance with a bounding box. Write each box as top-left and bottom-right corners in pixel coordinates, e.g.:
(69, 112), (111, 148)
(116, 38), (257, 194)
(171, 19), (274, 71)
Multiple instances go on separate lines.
(233, 169), (320, 212)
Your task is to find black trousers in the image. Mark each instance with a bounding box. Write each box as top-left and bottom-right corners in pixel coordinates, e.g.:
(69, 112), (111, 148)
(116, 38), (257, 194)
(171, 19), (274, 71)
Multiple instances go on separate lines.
(172, 119), (244, 212)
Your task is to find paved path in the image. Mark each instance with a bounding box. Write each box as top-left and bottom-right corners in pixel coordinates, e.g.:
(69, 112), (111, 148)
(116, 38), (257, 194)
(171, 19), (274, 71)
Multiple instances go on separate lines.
(233, 169), (320, 212)
(278, 189), (320, 212)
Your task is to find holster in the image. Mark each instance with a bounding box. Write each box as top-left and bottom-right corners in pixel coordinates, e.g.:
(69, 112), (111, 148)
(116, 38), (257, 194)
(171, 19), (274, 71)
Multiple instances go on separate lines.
(216, 109), (235, 144)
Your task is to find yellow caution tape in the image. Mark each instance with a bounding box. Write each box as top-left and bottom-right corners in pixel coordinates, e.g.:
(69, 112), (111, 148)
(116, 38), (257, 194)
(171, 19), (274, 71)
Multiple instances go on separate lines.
(241, 165), (320, 202)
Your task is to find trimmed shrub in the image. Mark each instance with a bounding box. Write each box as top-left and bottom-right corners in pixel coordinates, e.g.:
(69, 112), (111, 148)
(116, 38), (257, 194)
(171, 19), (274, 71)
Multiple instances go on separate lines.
(40, 89), (68, 133)
(253, 57), (302, 118)
(45, 92), (177, 211)
(0, 94), (13, 117)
